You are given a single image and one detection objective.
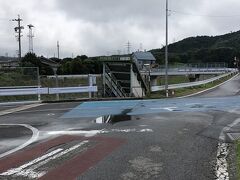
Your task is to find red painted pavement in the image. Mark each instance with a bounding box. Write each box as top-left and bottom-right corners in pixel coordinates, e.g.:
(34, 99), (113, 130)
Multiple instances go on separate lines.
(40, 136), (125, 180)
(0, 135), (125, 180)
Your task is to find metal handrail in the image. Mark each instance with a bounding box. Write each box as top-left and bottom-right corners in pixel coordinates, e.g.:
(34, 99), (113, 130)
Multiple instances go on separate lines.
(105, 65), (127, 97)
(151, 72), (237, 92)
(105, 74), (125, 97)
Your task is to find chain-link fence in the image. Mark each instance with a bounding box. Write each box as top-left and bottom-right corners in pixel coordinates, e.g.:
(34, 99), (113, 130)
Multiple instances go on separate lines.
(0, 67), (40, 102)
(0, 67), (39, 87)
(40, 74), (102, 101)
(0, 67), (103, 102)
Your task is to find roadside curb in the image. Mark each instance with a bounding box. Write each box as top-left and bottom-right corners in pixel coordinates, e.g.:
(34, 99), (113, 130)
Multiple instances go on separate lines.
(42, 97), (143, 104)
(177, 73), (239, 99)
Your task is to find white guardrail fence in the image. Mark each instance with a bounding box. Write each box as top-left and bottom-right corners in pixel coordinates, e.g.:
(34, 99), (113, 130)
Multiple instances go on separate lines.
(151, 71), (238, 92)
(0, 86), (98, 96)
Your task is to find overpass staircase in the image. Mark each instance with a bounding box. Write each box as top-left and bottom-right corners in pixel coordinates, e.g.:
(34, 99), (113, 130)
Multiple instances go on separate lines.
(103, 60), (148, 98)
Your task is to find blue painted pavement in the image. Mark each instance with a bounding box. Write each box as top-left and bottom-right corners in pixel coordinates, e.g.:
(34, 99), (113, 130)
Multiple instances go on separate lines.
(61, 96), (240, 118)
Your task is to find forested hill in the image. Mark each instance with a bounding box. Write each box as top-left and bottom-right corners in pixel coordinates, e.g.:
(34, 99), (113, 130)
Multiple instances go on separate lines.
(151, 31), (240, 67)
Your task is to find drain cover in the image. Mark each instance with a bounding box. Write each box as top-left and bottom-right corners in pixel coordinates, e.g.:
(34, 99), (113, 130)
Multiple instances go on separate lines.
(227, 133), (240, 140)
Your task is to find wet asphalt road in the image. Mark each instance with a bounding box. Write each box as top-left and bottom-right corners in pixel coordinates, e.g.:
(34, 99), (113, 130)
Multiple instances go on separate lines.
(0, 74), (239, 180)
(194, 74), (240, 98)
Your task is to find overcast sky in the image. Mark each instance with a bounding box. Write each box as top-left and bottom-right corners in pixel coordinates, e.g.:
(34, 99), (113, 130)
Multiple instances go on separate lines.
(0, 0), (240, 58)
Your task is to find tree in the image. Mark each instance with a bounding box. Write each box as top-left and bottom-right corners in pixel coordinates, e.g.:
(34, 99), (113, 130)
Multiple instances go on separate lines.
(21, 53), (53, 75)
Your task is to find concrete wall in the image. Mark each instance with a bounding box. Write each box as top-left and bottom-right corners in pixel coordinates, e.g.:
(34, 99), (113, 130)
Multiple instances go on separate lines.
(130, 68), (145, 97)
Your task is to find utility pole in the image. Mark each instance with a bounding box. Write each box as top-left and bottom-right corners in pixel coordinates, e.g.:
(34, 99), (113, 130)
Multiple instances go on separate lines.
(27, 24), (34, 53)
(165, 0), (169, 97)
(12, 15), (24, 60)
(57, 41), (60, 59)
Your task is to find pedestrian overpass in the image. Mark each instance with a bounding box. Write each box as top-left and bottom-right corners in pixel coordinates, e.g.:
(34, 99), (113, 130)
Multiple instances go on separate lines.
(142, 63), (232, 76)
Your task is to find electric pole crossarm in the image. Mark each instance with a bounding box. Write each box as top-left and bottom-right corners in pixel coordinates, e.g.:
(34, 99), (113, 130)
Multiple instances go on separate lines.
(12, 15), (24, 60)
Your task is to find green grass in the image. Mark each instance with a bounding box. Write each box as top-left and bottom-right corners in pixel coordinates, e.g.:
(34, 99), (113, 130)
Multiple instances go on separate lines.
(0, 73), (102, 102)
(157, 76), (189, 85)
(0, 72), (38, 87)
(237, 141), (240, 179)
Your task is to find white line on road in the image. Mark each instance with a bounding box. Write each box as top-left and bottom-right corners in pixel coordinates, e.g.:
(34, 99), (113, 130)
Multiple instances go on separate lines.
(0, 124), (39, 159)
(150, 107), (177, 111)
(0, 148), (63, 176)
(0, 103), (43, 116)
(45, 128), (154, 137)
(0, 101), (41, 106)
(47, 130), (101, 137)
(0, 140), (89, 179)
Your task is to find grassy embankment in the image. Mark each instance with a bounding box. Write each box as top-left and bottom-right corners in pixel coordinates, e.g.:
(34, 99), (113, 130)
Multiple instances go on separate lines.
(150, 73), (236, 98)
(236, 141), (240, 179)
(0, 71), (102, 102)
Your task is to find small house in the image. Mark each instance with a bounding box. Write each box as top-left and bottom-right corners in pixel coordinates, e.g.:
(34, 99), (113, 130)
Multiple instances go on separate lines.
(132, 51), (156, 69)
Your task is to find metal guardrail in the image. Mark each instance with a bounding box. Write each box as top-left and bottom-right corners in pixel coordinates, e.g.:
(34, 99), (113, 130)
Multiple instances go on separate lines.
(142, 68), (236, 76)
(151, 71), (237, 92)
(47, 74), (101, 79)
(0, 86), (98, 96)
(49, 86), (98, 94)
(0, 88), (48, 96)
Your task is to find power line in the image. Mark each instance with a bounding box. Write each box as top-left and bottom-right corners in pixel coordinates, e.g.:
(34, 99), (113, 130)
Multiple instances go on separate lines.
(170, 10), (240, 18)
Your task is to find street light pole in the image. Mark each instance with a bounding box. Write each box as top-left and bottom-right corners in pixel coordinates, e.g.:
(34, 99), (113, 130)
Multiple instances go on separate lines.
(165, 0), (169, 97)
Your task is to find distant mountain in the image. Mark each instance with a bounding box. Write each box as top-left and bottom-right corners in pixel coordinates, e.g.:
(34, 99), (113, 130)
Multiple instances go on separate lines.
(151, 31), (240, 67)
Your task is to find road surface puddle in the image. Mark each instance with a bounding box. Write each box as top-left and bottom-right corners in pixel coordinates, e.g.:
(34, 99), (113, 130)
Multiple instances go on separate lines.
(95, 109), (133, 124)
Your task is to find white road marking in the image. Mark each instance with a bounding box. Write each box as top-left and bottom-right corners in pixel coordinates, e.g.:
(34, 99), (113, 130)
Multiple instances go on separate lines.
(47, 130), (101, 137)
(0, 103), (43, 116)
(0, 101), (41, 106)
(139, 125), (148, 127)
(0, 140), (89, 179)
(45, 128), (154, 137)
(0, 124), (39, 159)
(0, 148), (63, 176)
(47, 113), (55, 116)
(109, 129), (153, 133)
(150, 107), (177, 111)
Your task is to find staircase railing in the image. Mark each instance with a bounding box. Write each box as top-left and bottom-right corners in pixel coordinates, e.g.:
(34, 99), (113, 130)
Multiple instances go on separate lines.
(104, 65), (127, 97)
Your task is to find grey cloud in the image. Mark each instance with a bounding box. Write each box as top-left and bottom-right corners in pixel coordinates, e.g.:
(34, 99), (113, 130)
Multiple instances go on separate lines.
(57, 0), (205, 25)
(0, 0), (240, 57)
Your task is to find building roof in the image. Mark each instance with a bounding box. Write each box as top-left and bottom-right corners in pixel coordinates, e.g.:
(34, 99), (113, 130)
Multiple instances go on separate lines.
(133, 51), (156, 61)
